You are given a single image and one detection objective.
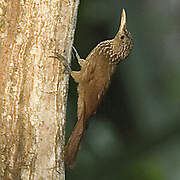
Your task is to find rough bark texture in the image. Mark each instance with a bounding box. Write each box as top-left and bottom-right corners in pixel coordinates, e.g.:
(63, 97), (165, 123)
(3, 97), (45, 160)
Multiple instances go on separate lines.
(0, 0), (79, 179)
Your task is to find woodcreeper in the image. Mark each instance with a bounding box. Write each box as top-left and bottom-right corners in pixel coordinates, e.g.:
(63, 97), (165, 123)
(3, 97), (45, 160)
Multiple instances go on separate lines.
(53, 9), (133, 168)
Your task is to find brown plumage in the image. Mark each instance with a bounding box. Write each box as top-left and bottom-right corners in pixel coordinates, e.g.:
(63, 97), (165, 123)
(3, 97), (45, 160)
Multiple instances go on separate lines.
(64, 9), (133, 168)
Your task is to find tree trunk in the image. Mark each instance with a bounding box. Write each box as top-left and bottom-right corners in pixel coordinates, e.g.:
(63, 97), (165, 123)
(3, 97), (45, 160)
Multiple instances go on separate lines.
(0, 0), (79, 179)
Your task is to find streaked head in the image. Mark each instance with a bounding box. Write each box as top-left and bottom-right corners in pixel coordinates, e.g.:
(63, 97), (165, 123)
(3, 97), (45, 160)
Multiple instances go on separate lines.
(113, 9), (133, 60)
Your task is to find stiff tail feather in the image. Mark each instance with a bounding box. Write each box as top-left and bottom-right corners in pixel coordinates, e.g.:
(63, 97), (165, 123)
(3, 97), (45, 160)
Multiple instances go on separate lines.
(64, 118), (85, 168)
(64, 97), (86, 168)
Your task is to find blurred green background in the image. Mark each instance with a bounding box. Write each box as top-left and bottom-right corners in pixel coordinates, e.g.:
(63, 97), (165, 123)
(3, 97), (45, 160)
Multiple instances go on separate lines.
(66, 0), (180, 179)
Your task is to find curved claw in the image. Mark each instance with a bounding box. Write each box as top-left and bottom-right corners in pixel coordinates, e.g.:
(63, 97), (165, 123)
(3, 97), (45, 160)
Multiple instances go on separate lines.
(49, 53), (72, 74)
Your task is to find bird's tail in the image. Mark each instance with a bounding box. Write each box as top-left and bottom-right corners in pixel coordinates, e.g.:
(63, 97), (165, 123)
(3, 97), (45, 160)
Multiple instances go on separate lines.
(64, 115), (86, 168)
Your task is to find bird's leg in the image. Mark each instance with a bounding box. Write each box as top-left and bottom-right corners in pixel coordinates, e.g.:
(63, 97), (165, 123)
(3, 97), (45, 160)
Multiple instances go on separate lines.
(49, 46), (84, 73)
(72, 46), (86, 67)
(49, 52), (72, 74)
(49, 48), (83, 83)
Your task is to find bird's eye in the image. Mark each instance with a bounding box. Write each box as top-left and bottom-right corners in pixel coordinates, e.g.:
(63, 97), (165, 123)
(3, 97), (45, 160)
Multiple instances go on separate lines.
(121, 35), (125, 40)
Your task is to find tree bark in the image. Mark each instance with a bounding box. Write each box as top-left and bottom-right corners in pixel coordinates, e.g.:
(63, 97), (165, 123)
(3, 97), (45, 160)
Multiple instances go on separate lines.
(0, 0), (79, 179)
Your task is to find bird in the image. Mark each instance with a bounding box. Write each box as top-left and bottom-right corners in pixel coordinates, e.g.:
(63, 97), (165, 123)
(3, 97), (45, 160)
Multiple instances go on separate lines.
(54, 8), (133, 168)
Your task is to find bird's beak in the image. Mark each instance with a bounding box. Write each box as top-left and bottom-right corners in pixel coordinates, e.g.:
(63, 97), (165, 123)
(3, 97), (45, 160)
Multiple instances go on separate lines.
(119, 9), (127, 32)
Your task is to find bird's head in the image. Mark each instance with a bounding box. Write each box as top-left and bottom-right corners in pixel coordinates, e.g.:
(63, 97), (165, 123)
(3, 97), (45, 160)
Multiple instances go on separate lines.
(113, 9), (133, 61)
